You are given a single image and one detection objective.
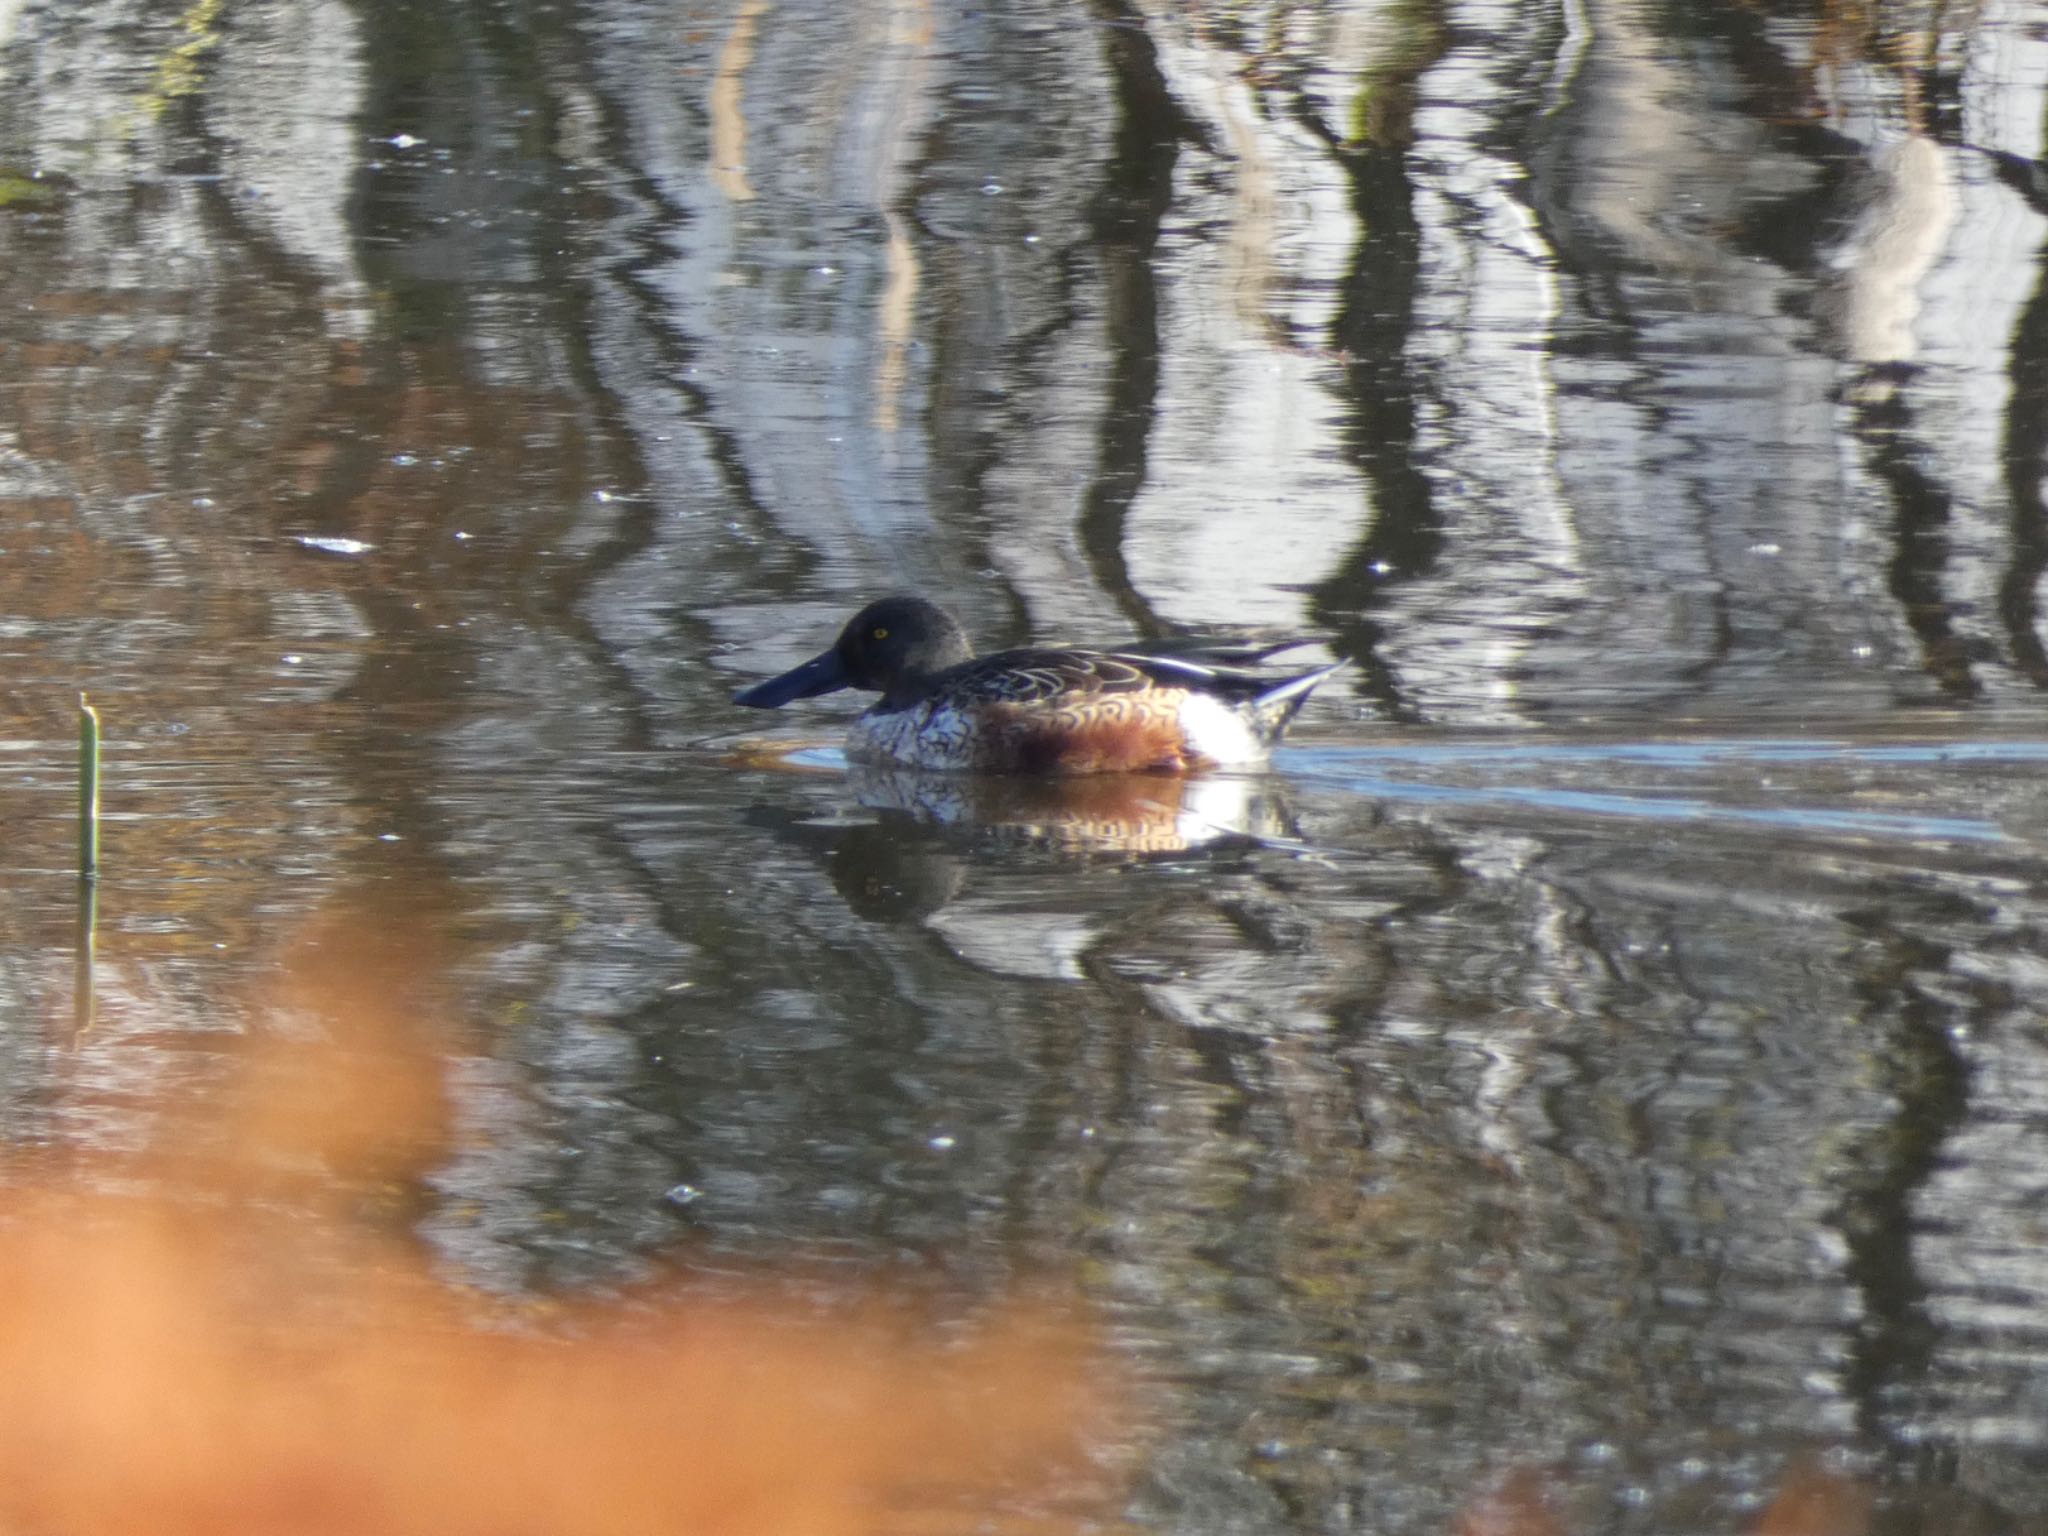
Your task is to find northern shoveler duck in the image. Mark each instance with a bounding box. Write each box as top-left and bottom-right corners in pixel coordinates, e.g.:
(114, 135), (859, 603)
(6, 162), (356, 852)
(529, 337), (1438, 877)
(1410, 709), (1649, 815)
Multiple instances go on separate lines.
(733, 596), (1342, 774)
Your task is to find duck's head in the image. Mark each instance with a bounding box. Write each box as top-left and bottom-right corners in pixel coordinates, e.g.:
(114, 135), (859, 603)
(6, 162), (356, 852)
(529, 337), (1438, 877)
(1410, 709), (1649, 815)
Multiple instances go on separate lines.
(733, 596), (975, 707)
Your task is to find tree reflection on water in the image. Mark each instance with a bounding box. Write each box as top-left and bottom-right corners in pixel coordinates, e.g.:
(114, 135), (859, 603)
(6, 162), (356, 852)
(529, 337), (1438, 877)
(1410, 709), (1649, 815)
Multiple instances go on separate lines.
(4, 1), (2048, 1533)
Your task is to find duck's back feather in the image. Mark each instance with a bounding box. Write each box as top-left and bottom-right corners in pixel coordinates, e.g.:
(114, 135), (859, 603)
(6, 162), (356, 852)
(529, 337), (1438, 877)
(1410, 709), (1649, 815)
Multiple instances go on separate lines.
(911, 646), (1323, 711)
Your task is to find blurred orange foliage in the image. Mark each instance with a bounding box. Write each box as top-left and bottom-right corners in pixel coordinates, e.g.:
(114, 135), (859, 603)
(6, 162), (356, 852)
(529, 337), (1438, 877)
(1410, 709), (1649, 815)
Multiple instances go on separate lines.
(0, 912), (1113, 1536)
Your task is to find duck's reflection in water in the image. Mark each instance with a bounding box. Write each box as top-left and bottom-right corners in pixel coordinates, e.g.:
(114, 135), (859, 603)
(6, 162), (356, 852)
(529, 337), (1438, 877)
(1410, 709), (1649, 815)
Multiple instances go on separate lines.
(847, 763), (1292, 854)
(749, 765), (1302, 927)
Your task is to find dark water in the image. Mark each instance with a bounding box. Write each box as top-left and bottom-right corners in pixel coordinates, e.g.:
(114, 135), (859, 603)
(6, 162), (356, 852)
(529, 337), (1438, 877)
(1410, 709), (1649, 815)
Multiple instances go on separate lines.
(7, 0), (2048, 1530)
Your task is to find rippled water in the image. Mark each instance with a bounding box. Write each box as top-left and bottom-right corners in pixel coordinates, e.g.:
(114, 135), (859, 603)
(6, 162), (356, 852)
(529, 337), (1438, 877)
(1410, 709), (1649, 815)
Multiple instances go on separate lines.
(6, 0), (2048, 1530)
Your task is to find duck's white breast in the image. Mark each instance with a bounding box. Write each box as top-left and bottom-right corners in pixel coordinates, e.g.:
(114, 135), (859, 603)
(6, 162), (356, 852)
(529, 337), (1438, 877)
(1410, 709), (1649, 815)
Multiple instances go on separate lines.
(848, 702), (977, 771)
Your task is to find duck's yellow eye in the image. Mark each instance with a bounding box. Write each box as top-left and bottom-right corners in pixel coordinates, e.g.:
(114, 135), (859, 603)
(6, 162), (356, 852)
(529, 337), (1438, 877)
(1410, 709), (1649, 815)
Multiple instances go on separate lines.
(872, 626), (890, 641)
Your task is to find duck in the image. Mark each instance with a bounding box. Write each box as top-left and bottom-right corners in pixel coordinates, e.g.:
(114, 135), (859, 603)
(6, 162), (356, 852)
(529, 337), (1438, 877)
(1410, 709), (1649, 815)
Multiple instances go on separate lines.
(732, 596), (1341, 774)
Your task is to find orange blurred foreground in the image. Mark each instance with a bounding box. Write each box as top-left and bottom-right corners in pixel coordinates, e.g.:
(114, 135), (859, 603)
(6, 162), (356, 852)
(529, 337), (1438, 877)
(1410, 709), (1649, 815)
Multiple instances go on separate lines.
(2, 914), (1113, 1536)
(0, 1195), (1107, 1536)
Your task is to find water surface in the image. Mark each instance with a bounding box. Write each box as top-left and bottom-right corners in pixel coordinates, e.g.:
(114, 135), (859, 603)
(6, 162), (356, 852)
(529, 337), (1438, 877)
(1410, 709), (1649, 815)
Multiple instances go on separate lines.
(6, 1), (2048, 1530)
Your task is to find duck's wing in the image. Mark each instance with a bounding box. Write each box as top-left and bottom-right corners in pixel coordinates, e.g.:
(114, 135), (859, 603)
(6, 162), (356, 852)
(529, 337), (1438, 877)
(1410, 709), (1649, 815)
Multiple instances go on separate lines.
(1113, 649), (1343, 707)
(1125, 632), (1328, 668)
(937, 648), (1163, 706)
(941, 646), (1339, 710)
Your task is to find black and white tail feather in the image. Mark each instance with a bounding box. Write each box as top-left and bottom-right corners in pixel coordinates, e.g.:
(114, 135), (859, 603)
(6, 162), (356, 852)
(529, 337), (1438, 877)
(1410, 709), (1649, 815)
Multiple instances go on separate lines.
(1113, 648), (1344, 747)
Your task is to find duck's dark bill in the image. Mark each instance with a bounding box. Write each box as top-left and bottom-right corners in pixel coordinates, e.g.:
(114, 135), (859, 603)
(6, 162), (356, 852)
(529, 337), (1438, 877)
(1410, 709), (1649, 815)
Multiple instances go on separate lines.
(733, 648), (850, 708)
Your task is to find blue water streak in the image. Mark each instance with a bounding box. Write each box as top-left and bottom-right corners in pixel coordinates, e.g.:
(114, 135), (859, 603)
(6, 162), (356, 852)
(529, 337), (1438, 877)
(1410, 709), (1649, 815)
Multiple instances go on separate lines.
(1278, 741), (2038, 845)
